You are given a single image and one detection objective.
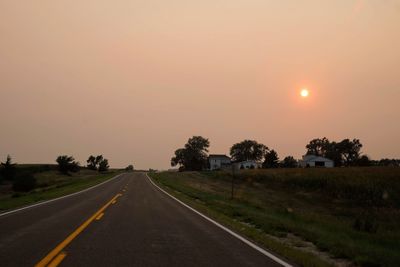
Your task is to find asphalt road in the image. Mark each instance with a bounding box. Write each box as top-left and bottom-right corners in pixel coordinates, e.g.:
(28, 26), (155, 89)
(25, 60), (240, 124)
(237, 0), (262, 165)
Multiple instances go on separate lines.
(0, 172), (287, 267)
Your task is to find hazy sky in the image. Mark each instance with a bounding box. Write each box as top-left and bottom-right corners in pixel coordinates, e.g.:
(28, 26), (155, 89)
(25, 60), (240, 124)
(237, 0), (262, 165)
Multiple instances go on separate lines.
(1, 1), (399, 169)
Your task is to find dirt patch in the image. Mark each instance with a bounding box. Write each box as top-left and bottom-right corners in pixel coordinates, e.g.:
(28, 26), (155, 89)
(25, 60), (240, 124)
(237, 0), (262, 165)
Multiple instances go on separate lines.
(238, 220), (356, 267)
(271, 233), (356, 267)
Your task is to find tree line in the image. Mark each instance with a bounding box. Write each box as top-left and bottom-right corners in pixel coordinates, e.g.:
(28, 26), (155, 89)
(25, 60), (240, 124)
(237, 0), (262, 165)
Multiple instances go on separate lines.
(56, 154), (110, 174)
(0, 154), (110, 192)
(171, 136), (399, 171)
(305, 137), (366, 167)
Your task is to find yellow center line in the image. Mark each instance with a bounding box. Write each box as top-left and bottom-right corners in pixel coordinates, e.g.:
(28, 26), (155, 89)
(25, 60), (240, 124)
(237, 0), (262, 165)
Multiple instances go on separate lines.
(111, 200), (117, 204)
(47, 252), (67, 267)
(35, 193), (122, 267)
(95, 212), (104, 221)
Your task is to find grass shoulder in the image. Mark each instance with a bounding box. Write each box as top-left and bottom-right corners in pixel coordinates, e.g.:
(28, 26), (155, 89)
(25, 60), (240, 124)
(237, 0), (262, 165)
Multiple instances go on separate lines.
(149, 171), (334, 267)
(0, 168), (123, 212)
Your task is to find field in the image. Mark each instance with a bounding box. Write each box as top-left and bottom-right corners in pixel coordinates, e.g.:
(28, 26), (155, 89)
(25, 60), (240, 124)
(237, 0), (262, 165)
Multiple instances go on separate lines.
(0, 165), (122, 211)
(150, 167), (400, 267)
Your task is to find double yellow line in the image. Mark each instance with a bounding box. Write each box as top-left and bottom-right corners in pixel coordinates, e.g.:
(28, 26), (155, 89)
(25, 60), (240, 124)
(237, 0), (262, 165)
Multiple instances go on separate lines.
(35, 193), (122, 267)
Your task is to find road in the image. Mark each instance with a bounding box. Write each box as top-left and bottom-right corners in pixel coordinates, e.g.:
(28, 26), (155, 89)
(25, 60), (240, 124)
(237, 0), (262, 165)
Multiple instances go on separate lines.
(0, 172), (287, 267)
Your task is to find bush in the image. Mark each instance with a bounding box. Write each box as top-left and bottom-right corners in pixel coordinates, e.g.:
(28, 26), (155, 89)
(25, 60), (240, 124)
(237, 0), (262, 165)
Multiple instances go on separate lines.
(12, 174), (37, 192)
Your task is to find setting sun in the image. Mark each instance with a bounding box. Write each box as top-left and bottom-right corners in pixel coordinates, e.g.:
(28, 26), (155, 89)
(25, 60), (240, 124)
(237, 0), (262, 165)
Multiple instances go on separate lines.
(300, 89), (309, 98)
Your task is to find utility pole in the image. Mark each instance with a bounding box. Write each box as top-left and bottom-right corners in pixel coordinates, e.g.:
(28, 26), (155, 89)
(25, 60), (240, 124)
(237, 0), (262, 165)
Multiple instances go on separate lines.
(231, 163), (236, 199)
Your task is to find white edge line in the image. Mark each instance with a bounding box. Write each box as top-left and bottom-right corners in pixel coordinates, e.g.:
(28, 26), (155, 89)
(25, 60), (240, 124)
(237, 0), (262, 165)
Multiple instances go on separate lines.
(146, 173), (293, 267)
(0, 173), (125, 217)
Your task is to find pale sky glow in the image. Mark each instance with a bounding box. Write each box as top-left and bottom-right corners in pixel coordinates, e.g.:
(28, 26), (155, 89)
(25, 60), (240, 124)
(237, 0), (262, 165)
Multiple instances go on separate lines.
(1, 1), (399, 169)
(301, 89), (310, 98)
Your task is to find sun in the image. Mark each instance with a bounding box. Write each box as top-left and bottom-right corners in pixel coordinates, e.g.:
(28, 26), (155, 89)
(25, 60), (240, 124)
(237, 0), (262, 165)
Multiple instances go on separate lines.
(300, 89), (309, 98)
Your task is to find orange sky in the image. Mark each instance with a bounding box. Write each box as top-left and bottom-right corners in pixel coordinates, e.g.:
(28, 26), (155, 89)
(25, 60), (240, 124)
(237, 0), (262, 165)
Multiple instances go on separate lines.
(1, 1), (399, 169)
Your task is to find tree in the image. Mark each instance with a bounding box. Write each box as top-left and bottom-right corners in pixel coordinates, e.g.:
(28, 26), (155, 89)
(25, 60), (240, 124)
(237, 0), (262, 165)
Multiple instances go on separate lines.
(87, 155), (97, 170)
(56, 155), (80, 175)
(378, 159), (400, 167)
(171, 136), (210, 171)
(87, 155), (105, 171)
(95, 155), (104, 166)
(263, 150), (279, 168)
(338, 139), (362, 166)
(125, 165), (134, 171)
(98, 159), (109, 172)
(306, 138), (330, 156)
(324, 141), (343, 167)
(171, 148), (187, 169)
(282, 156), (298, 168)
(305, 138), (364, 167)
(230, 140), (268, 162)
(356, 155), (372, 167)
(1, 155), (17, 181)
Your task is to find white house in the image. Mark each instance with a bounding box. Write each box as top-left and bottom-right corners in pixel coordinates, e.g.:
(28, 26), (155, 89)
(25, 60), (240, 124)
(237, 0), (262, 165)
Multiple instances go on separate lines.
(299, 155), (334, 168)
(208, 155), (232, 170)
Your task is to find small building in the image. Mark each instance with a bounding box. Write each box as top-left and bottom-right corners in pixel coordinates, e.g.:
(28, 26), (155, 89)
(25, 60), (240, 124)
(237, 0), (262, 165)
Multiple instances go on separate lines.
(234, 160), (261, 170)
(208, 155), (232, 170)
(299, 155), (334, 168)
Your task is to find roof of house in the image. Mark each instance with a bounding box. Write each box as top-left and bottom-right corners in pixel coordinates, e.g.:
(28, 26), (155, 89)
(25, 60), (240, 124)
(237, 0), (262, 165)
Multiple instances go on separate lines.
(302, 155), (333, 162)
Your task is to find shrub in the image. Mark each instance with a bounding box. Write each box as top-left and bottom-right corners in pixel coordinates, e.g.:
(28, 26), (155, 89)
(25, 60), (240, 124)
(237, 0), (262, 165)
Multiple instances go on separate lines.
(12, 174), (37, 192)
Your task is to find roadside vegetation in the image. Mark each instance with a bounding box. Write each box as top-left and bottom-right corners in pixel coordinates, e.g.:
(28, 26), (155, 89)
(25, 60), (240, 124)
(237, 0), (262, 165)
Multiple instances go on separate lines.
(0, 154), (120, 211)
(150, 168), (400, 267)
(125, 165), (134, 172)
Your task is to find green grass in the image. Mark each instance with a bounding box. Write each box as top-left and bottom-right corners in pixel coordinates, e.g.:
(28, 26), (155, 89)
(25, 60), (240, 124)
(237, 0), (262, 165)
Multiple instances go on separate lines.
(0, 168), (123, 211)
(149, 168), (400, 267)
